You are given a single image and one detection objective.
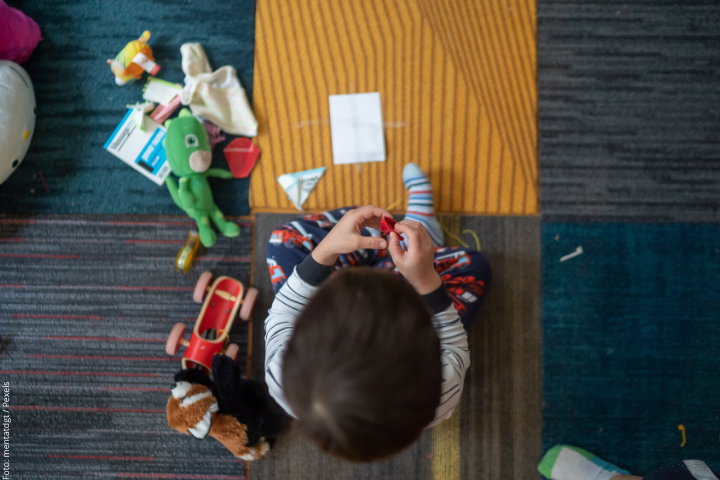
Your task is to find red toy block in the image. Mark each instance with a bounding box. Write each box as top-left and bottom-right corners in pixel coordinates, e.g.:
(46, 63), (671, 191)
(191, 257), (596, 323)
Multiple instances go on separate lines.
(380, 216), (397, 234)
(224, 138), (260, 178)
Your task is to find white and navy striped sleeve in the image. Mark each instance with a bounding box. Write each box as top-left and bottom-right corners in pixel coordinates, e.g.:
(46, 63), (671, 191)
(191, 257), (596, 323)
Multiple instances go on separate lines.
(264, 255), (334, 417)
(422, 288), (470, 428)
(264, 256), (469, 427)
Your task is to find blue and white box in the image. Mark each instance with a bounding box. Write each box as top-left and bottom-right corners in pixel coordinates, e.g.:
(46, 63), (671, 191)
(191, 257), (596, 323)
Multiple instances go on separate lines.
(104, 108), (171, 185)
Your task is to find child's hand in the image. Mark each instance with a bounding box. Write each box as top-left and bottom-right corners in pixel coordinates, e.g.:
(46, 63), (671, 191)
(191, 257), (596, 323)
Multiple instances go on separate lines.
(387, 221), (442, 295)
(312, 206), (391, 266)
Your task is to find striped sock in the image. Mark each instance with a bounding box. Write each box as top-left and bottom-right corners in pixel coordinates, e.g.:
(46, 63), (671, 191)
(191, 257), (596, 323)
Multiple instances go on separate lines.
(402, 163), (444, 247)
(538, 445), (630, 480)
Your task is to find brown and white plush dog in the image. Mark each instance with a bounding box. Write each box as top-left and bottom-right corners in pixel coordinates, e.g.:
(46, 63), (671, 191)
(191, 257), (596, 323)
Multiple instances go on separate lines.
(167, 380), (269, 460)
(166, 355), (288, 460)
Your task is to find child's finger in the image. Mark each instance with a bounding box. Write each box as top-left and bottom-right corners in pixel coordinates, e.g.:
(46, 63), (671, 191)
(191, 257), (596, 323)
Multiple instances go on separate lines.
(392, 223), (412, 236)
(394, 222), (424, 240)
(356, 235), (388, 251)
(353, 205), (392, 230)
(387, 232), (405, 265)
(394, 224), (420, 250)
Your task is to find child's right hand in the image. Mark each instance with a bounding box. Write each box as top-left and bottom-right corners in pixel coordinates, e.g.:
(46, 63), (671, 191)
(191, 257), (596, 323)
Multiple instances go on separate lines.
(311, 206), (391, 266)
(387, 221), (442, 295)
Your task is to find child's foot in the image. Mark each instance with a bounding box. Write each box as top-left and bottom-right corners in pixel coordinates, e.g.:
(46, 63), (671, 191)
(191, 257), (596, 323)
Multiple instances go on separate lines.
(402, 163), (444, 247)
(538, 445), (631, 480)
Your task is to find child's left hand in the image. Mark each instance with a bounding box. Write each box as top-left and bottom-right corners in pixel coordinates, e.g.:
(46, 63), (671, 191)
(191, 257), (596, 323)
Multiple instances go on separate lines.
(312, 206), (391, 266)
(387, 221), (442, 295)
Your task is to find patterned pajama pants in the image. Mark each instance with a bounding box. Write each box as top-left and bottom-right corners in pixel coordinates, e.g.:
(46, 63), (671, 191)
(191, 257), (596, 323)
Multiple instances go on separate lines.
(266, 207), (492, 330)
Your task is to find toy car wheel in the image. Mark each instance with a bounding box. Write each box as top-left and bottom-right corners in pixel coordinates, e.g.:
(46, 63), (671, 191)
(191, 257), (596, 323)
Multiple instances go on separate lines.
(193, 271), (213, 304)
(166, 323), (187, 356)
(225, 343), (239, 361)
(239, 287), (258, 321)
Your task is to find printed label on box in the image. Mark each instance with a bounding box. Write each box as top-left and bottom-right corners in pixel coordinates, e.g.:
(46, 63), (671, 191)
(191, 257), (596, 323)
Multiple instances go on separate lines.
(104, 109), (171, 185)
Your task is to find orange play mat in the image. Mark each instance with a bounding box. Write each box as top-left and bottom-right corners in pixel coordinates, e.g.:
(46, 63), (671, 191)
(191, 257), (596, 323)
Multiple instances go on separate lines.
(250, 0), (537, 215)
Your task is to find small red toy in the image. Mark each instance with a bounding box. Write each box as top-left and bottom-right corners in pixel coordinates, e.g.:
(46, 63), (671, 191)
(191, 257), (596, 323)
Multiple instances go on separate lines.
(166, 271), (259, 373)
(380, 216), (397, 235)
(224, 138), (260, 178)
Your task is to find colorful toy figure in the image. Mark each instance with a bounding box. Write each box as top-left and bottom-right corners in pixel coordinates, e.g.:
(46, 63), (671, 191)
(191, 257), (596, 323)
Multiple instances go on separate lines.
(164, 109), (240, 247)
(107, 31), (160, 86)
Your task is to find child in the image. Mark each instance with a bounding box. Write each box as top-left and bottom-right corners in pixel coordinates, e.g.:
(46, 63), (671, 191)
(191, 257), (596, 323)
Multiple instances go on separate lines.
(264, 164), (492, 461)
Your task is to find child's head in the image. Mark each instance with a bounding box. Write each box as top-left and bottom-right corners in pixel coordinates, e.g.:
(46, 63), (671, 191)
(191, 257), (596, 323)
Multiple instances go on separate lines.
(282, 268), (442, 462)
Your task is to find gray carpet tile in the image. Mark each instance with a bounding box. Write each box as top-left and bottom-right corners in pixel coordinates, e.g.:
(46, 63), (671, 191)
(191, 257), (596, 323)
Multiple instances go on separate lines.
(456, 216), (542, 480)
(0, 215), (252, 478)
(251, 213), (432, 480)
(539, 1), (720, 222)
(252, 213), (542, 480)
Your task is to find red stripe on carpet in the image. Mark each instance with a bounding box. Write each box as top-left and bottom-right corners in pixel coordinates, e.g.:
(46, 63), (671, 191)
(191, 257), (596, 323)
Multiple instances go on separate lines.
(106, 221), (196, 226)
(0, 253), (77, 259)
(0, 285), (193, 291)
(101, 387), (169, 392)
(15, 314), (103, 320)
(44, 336), (164, 342)
(195, 257), (251, 262)
(114, 474), (243, 479)
(0, 370), (161, 377)
(0, 218), (250, 227)
(48, 454), (156, 461)
(125, 240), (186, 244)
(27, 354), (174, 362)
(11, 406), (164, 413)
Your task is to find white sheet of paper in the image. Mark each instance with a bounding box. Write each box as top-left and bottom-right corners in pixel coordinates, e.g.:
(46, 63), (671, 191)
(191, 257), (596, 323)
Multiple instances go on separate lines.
(329, 92), (386, 164)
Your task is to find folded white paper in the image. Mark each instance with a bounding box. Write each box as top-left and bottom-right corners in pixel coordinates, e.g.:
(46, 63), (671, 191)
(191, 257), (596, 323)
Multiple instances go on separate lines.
(329, 92), (386, 164)
(277, 167), (326, 210)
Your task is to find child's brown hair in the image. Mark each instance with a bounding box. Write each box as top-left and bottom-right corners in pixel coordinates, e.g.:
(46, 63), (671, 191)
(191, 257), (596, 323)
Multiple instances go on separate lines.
(282, 268), (442, 462)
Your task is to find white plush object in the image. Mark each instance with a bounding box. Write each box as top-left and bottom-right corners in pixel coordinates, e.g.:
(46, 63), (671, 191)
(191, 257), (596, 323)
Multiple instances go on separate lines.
(0, 60), (35, 185)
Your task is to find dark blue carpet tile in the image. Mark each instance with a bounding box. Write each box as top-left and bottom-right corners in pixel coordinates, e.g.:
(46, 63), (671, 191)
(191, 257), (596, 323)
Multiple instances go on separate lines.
(542, 223), (720, 474)
(0, 215), (252, 478)
(1, 0), (256, 215)
(539, 1), (720, 222)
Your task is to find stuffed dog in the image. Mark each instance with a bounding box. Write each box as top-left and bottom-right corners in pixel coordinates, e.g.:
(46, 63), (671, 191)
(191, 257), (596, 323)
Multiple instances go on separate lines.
(167, 355), (288, 460)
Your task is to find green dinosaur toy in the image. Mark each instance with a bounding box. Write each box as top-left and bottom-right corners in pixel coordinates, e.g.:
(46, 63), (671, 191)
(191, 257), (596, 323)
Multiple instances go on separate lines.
(163, 109), (239, 247)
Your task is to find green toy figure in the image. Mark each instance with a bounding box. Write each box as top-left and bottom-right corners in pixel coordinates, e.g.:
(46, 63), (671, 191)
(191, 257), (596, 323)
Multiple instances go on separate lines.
(163, 109), (240, 247)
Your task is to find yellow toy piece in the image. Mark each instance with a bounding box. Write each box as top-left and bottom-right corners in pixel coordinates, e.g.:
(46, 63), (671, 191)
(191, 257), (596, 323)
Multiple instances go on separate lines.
(176, 231), (201, 274)
(107, 31), (160, 86)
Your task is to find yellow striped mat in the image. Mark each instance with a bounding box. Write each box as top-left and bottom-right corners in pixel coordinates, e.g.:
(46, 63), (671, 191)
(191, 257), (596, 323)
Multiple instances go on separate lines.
(250, 0), (537, 215)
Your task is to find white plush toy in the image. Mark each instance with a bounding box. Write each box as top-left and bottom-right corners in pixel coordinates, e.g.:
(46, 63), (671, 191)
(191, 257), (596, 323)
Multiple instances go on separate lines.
(0, 60), (36, 185)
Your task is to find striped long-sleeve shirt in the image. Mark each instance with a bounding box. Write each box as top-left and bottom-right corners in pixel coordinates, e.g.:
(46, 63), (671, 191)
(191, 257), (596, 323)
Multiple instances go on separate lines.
(264, 257), (470, 429)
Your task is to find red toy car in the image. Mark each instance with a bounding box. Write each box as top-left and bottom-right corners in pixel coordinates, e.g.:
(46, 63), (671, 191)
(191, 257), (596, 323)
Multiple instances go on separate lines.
(165, 271), (258, 373)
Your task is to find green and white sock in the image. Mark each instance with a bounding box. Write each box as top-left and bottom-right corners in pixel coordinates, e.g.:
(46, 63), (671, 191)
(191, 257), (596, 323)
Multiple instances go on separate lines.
(538, 445), (630, 480)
